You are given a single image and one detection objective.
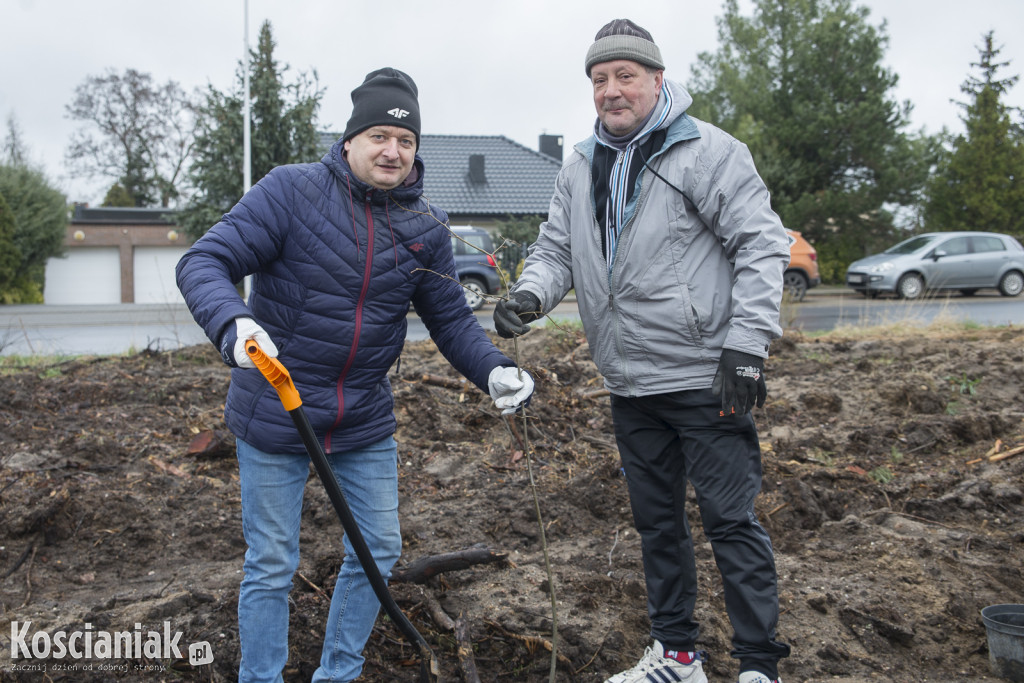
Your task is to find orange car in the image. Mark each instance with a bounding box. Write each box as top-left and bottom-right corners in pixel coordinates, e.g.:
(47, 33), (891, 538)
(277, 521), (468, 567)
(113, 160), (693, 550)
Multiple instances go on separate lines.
(784, 230), (821, 301)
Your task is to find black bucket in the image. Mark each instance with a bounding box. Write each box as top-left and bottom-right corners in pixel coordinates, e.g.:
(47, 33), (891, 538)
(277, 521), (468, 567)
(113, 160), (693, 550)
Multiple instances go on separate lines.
(982, 604), (1024, 681)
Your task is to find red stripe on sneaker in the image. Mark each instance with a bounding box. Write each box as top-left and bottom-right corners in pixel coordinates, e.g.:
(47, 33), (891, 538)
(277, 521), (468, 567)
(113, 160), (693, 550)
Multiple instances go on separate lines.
(664, 649), (698, 665)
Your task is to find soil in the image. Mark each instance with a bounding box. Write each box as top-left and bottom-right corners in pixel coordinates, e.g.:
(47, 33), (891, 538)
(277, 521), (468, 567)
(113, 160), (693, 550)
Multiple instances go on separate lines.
(1, 322), (1023, 683)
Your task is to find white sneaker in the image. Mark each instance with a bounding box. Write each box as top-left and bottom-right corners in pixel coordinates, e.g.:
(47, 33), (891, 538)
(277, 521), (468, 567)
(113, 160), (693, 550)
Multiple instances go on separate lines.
(738, 672), (781, 683)
(604, 640), (707, 683)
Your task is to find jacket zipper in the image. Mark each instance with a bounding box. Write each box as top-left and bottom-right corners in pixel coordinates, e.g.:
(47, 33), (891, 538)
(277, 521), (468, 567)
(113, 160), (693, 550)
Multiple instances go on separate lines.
(325, 191), (376, 451)
(607, 154), (657, 398)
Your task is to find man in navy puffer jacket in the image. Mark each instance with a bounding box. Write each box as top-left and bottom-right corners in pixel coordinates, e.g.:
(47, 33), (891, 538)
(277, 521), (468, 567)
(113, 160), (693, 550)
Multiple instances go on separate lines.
(176, 67), (533, 683)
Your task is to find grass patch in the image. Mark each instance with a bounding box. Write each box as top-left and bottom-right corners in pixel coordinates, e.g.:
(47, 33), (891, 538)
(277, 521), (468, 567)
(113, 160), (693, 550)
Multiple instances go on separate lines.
(817, 313), (1016, 343)
(869, 466), (895, 484)
(0, 354), (79, 374)
(945, 373), (981, 395)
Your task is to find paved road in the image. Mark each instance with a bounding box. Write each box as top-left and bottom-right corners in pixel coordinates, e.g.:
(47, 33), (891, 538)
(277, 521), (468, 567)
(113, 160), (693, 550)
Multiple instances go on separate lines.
(3, 288), (1023, 357)
(452, 287), (1024, 336)
(779, 287), (1024, 332)
(0, 304), (209, 357)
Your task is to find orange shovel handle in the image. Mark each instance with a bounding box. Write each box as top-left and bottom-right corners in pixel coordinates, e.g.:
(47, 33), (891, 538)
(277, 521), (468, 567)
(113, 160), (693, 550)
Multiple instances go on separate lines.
(244, 340), (302, 412)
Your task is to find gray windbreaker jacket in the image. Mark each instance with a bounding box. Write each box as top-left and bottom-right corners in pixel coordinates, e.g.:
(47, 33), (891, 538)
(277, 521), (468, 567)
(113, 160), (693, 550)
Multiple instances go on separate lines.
(513, 81), (789, 397)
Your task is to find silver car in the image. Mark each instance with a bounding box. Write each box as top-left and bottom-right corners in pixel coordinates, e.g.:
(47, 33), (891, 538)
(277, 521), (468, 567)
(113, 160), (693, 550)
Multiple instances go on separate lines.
(845, 231), (1024, 299)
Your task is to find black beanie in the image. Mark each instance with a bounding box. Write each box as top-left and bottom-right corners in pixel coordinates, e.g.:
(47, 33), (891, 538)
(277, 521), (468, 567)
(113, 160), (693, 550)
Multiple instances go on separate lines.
(342, 68), (421, 147)
(585, 19), (665, 76)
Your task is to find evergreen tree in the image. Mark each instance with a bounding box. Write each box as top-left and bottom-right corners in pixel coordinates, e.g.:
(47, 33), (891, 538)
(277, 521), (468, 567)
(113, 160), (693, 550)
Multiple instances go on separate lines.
(2, 114), (30, 167)
(0, 191), (22, 300)
(687, 0), (938, 280)
(0, 163), (67, 303)
(925, 32), (1024, 240)
(179, 21), (323, 239)
(102, 183), (136, 207)
(0, 118), (67, 302)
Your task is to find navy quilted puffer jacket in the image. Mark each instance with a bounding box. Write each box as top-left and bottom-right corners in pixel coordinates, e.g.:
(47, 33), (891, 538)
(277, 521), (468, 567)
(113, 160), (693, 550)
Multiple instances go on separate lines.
(176, 139), (513, 455)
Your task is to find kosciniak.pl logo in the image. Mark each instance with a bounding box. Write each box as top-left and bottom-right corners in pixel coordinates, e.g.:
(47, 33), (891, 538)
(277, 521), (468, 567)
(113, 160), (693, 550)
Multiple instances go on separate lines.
(8, 621), (213, 666)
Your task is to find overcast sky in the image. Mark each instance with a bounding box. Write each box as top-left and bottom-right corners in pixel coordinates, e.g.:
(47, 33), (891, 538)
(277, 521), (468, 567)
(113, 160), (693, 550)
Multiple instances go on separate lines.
(2, 0), (1022, 206)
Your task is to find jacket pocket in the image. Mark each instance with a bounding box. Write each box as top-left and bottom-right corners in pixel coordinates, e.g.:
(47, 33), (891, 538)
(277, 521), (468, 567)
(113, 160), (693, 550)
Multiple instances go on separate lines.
(627, 243), (705, 367)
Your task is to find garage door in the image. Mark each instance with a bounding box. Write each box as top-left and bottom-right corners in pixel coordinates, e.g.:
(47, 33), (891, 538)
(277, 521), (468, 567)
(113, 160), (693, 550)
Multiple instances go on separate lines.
(44, 247), (121, 304)
(134, 247), (189, 304)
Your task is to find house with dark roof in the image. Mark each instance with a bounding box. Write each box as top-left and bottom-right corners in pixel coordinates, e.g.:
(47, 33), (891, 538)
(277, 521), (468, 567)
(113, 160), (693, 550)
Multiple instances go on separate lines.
(317, 131), (564, 229)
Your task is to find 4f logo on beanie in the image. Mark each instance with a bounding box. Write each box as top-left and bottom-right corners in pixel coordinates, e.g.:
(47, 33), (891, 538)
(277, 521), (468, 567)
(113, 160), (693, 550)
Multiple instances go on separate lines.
(387, 108), (410, 119)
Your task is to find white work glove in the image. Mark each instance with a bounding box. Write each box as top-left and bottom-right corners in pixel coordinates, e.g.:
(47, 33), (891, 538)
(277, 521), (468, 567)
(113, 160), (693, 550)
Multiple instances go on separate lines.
(488, 366), (535, 415)
(232, 317), (278, 369)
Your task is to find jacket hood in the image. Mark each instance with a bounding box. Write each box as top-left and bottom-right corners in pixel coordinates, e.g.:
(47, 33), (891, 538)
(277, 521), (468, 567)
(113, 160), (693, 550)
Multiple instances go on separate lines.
(321, 136), (425, 205)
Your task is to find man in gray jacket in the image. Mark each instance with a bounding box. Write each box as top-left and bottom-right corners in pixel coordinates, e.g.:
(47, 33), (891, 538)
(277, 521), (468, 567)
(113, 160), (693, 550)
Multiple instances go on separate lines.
(494, 18), (791, 683)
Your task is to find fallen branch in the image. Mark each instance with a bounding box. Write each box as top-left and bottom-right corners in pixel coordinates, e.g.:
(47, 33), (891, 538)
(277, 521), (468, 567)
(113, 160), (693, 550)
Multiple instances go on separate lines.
(1, 538), (36, 580)
(967, 443), (1024, 465)
(579, 433), (617, 451)
(19, 544), (38, 608)
(989, 444), (1024, 463)
(393, 583), (483, 678)
(575, 640), (605, 676)
(455, 615), (481, 683)
(568, 342), (591, 368)
(421, 374), (469, 391)
(148, 456), (191, 478)
(297, 571), (329, 600)
(412, 585), (456, 631)
(504, 414), (526, 451)
(391, 547), (509, 584)
(484, 619), (574, 667)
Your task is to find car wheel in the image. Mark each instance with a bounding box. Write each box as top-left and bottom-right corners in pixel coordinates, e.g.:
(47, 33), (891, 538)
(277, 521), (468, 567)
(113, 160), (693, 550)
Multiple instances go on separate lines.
(783, 270), (808, 302)
(461, 278), (486, 310)
(897, 273), (924, 300)
(998, 270), (1024, 297)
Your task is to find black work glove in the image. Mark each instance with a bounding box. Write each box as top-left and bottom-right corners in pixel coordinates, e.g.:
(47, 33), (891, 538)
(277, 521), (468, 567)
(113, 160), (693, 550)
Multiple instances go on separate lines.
(711, 349), (767, 416)
(493, 291), (542, 339)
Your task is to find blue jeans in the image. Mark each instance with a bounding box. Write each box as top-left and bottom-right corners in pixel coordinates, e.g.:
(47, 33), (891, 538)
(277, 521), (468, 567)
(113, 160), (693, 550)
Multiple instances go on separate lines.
(236, 436), (401, 683)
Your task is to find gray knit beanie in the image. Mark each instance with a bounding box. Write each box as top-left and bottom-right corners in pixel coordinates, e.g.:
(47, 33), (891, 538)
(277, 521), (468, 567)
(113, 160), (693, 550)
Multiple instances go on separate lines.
(585, 19), (665, 76)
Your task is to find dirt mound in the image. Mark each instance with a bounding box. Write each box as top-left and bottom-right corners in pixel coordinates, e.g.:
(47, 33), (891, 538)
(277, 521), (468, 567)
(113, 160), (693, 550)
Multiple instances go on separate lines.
(2, 324), (1023, 682)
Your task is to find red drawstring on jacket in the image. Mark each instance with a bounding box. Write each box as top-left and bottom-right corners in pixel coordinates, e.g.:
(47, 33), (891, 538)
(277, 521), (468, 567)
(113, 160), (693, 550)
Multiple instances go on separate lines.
(345, 174), (401, 272)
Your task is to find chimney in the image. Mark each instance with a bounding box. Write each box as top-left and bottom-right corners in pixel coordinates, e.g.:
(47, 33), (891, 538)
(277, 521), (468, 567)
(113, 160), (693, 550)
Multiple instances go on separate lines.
(469, 154), (486, 183)
(539, 134), (563, 161)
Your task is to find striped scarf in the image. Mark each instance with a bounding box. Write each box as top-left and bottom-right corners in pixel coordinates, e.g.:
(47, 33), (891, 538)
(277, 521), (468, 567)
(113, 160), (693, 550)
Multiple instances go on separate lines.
(593, 83), (674, 272)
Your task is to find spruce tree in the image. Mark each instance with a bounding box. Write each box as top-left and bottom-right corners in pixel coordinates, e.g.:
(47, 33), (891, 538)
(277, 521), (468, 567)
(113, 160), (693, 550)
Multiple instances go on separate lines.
(180, 21), (323, 239)
(925, 32), (1024, 240)
(687, 0), (938, 279)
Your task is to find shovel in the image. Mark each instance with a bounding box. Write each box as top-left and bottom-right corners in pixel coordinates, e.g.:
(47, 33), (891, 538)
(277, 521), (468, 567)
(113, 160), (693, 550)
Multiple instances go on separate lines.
(245, 340), (439, 683)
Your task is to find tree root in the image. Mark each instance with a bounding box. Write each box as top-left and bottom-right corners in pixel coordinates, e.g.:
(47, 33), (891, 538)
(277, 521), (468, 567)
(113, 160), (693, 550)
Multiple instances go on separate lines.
(391, 547), (509, 584)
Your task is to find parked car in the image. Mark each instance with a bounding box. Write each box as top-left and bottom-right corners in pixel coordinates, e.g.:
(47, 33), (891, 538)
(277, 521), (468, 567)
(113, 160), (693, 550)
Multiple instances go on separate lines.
(845, 231), (1024, 299)
(784, 230), (821, 302)
(450, 226), (502, 310)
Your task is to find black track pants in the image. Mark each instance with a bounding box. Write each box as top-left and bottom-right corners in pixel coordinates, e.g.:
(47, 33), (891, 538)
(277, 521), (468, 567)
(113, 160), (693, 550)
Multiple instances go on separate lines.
(611, 389), (791, 676)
